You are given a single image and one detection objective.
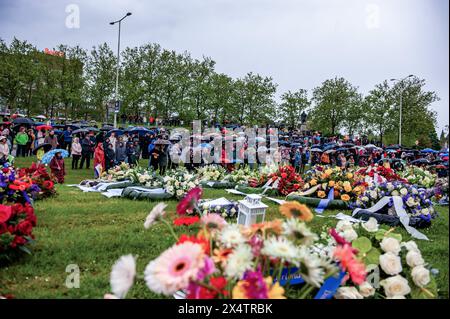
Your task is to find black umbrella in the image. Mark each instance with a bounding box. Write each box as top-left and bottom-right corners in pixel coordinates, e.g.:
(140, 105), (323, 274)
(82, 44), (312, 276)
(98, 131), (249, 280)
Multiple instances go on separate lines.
(335, 147), (350, 152)
(411, 158), (430, 165)
(72, 128), (90, 134)
(341, 143), (355, 147)
(32, 143), (52, 154)
(12, 118), (34, 125)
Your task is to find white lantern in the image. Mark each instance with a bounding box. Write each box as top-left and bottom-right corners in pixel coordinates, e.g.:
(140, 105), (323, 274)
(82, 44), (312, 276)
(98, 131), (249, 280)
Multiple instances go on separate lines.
(237, 194), (268, 226)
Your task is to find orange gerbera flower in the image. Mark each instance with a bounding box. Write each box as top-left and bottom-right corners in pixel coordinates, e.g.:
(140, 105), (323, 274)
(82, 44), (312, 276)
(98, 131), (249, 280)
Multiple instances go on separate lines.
(279, 201), (313, 222)
(341, 194), (351, 201)
(212, 248), (233, 267)
(247, 219), (283, 237)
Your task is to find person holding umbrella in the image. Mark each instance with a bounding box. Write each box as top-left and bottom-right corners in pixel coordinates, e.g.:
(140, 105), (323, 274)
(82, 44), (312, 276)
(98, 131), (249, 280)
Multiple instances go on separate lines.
(80, 135), (93, 169)
(44, 130), (59, 150)
(49, 150), (66, 183)
(63, 126), (73, 155)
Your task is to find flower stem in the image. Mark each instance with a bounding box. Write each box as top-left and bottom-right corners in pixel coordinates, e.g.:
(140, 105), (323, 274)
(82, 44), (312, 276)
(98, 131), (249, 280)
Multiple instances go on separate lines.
(161, 219), (178, 241)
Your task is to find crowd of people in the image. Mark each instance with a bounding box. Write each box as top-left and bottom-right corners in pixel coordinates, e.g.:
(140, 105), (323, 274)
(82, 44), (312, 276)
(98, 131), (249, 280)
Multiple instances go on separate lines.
(1, 118), (448, 183)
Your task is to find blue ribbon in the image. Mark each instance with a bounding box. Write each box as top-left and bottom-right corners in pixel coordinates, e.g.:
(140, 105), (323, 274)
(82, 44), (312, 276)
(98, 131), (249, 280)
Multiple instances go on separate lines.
(315, 187), (335, 214)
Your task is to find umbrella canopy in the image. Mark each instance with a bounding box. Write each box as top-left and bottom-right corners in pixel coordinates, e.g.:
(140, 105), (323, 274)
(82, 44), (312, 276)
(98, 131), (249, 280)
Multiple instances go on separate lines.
(106, 129), (124, 137)
(154, 139), (171, 145)
(420, 148), (438, 153)
(72, 128), (90, 135)
(410, 158), (430, 165)
(65, 124), (81, 130)
(36, 125), (53, 131)
(291, 143), (301, 147)
(335, 147), (349, 152)
(255, 137), (266, 143)
(310, 148), (323, 152)
(325, 149), (336, 154)
(200, 143), (212, 148)
(32, 143), (52, 154)
(341, 143), (355, 147)
(12, 118), (34, 125)
(35, 115), (46, 120)
(85, 127), (99, 132)
(127, 126), (152, 135)
(278, 141), (290, 146)
(386, 144), (402, 149)
(41, 149), (69, 164)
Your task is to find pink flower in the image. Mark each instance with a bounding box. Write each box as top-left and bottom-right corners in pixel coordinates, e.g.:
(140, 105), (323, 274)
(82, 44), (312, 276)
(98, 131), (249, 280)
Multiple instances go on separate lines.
(200, 213), (227, 230)
(176, 187), (203, 215)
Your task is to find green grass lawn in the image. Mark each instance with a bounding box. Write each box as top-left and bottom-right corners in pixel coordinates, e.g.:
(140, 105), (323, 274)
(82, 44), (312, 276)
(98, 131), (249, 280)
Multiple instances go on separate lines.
(0, 156), (448, 299)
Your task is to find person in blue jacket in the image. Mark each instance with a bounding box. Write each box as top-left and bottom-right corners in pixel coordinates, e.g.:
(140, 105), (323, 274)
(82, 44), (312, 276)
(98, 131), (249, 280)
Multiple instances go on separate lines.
(63, 127), (73, 155)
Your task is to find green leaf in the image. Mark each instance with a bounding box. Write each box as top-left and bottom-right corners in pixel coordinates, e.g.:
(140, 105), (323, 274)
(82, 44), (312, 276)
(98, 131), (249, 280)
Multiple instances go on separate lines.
(374, 229), (402, 242)
(352, 236), (372, 254)
(364, 248), (381, 266)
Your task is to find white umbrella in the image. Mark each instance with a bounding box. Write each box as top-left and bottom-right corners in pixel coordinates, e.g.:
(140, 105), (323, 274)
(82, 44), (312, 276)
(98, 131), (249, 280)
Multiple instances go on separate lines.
(35, 115), (46, 120)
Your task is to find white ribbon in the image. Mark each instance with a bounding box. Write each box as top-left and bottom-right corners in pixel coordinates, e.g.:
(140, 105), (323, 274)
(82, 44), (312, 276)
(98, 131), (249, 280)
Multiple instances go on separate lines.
(352, 196), (429, 241)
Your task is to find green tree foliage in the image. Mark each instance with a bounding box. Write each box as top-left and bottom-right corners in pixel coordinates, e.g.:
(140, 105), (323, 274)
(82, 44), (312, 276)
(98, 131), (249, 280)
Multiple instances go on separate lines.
(310, 77), (359, 135)
(278, 89), (310, 128)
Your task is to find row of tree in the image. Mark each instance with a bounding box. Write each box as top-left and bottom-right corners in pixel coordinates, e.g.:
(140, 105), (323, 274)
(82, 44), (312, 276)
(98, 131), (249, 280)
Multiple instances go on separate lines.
(0, 37), (442, 147)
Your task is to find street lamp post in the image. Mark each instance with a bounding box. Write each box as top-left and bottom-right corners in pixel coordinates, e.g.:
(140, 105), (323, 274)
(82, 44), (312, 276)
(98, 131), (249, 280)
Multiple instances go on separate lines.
(390, 75), (414, 146)
(110, 12), (132, 128)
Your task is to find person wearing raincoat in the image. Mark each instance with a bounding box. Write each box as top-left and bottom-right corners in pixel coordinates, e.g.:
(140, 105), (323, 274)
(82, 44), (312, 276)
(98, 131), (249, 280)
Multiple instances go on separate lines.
(93, 142), (105, 178)
(49, 151), (66, 183)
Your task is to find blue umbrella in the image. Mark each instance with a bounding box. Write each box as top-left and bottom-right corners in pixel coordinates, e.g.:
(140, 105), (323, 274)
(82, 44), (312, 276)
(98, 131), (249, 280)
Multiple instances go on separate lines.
(200, 143), (212, 148)
(127, 126), (152, 136)
(106, 129), (124, 137)
(421, 148), (437, 153)
(41, 149), (69, 164)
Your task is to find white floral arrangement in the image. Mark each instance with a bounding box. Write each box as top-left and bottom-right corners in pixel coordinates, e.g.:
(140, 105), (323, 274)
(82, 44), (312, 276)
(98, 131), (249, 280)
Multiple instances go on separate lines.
(400, 167), (436, 189)
(223, 166), (263, 185)
(322, 218), (439, 299)
(196, 165), (227, 182)
(105, 162), (132, 181)
(163, 167), (200, 198)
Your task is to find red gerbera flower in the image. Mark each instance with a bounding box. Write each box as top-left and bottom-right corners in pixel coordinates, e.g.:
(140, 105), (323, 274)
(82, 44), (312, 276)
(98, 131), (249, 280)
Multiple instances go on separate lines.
(173, 216), (200, 226)
(176, 187), (203, 215)
(177, 234), (210, 254)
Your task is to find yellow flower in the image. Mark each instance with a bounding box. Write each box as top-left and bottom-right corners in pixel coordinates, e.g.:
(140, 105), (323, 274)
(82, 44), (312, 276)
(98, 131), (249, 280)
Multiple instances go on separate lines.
(341, 194), (351, 201)
(347, 173), (353, 179)
(317, 190), (326, 198)
(232, 277), (286, 299)
(353, 186), (363, 195)
(310, 179), (317, 186)
(279, 201), (314, 222)
(321, 173), (329, 180)
(303, 183), (310, 190)
(325, 168), (333, 175)
(328, 180), (335, 187)
(344, 185), (352, 193)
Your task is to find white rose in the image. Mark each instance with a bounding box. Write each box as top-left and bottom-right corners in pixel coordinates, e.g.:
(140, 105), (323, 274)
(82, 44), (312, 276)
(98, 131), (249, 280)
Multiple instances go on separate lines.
(362, 196), (369, 202)
(412, 188), (419, 195)
(379, 252), (403, 275)
(402, 241), (420, 253)
(370, 191), (378, 199)
(380, 275), (411, 297)
(421, 208), (429, 215)
(358, 282), (375, 297)
(380, 237), (401, 255)
(391, 190), (399, 196)
(334, 287), (363, 299)
(406, 197), (416, 207)
(406, 250), (424, 268)
(336, 220), (354, 232)
(342, 229), (358, 242)
(176, 189), (184, 197)
(400, 188), (408, 196)
(362, 217), (379, 232)
(411, 266), (430, 288)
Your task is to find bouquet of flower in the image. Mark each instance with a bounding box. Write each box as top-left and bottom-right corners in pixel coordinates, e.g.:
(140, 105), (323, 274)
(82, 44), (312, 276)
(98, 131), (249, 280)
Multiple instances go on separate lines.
(196, 165), (227, 182)
(17, 163), (56, 199)
(0, 166), (41, 204)
(0, 203), (37, 261)
(352, 181), (435, 222)
(104, 189), (366, 299)
(324, 218), (438, 299)
(267, 165), (303, 196)
(433, 178), (449, 203)
(163, 167), (200, 199)
(299, 166), (362, 202)
(400, 167), (436, 188)
(356, 165), (407, 184)
(198, 200), (239, 219)
(104, 163), (132, 181)
(223, 166), (264, 186)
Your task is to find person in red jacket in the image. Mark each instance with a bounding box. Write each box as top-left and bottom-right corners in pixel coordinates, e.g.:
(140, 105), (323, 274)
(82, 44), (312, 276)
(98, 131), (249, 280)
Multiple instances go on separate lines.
(49, 151), (66, 183)
(94, 143), (105, 178)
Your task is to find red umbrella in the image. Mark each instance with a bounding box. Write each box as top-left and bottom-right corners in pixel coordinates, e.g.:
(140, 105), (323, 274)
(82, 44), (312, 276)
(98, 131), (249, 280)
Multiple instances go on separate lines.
(36, 125), (52, 131)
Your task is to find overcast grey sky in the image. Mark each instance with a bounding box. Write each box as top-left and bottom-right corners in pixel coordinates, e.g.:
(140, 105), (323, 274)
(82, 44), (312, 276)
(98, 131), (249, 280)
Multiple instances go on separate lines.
(0, 0), (448, 132)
